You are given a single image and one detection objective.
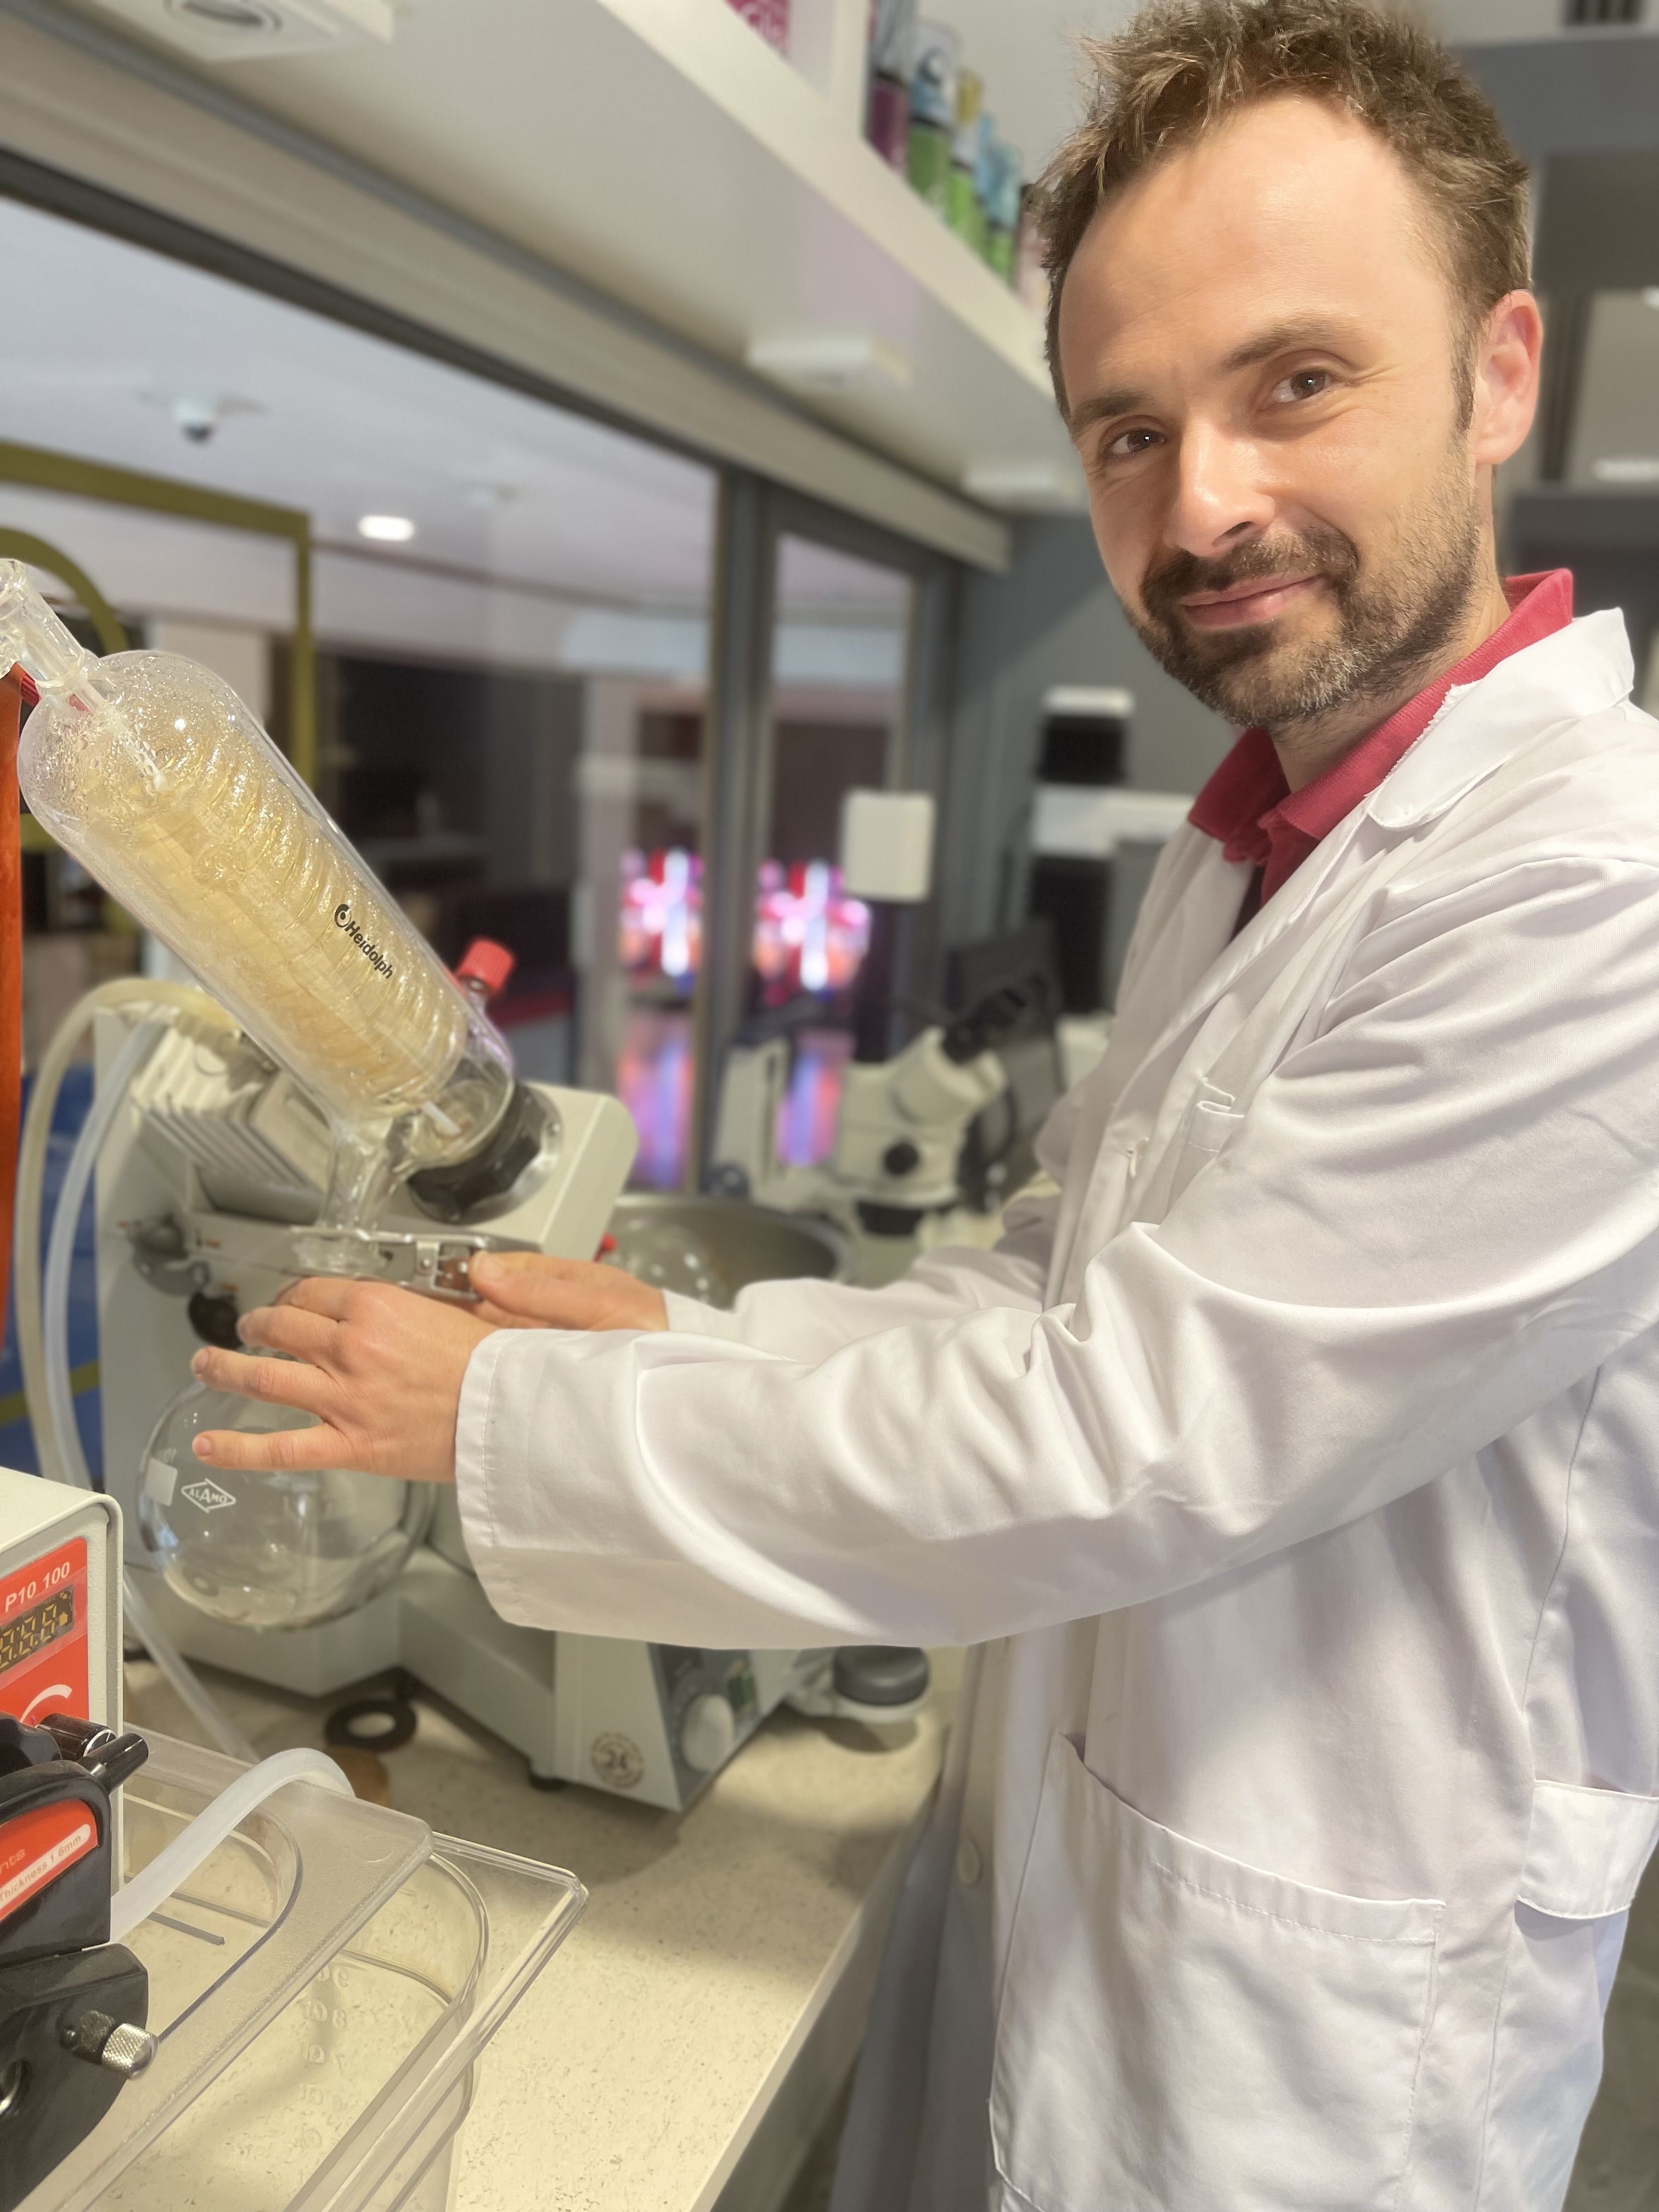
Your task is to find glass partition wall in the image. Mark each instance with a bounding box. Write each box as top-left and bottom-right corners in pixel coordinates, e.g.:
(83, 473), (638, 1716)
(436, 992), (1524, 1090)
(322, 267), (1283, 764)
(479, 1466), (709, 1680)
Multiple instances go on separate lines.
(0, 195), (961, 1226)
(0, 194), (720, 1192)
(760, 537), (913, 1168)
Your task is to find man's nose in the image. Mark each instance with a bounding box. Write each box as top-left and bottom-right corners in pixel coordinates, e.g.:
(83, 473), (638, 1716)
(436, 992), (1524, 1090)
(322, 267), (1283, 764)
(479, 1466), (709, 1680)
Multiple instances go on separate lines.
(1163, 423), (1273, 558)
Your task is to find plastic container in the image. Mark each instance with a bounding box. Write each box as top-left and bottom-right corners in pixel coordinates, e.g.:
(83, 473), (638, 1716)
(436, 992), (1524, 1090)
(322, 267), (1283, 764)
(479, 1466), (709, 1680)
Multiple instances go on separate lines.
(907, 18), (958, 127)
(867, 0), (914, 80)
(0, 565), (513, 1227)
(866, 72), (910, 171)
(32, 1732), (585, 2212)
(724, 0), (788, 51)
(983, 140), (1024, 283)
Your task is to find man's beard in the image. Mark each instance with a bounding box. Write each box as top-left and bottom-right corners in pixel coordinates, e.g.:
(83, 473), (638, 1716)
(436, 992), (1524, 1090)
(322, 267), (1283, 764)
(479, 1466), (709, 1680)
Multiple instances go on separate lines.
(1127, 476), (1484, 732)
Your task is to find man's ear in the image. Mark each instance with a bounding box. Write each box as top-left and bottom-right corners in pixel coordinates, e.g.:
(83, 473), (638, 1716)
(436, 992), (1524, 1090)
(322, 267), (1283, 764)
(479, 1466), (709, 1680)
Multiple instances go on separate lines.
(1471, 290), (1544, 470)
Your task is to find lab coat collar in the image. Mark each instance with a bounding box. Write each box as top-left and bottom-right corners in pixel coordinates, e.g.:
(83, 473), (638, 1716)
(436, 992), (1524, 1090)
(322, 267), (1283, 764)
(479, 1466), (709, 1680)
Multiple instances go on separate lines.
(1112, 608), (1636, 1118)
(1367, 609), (1634, 831)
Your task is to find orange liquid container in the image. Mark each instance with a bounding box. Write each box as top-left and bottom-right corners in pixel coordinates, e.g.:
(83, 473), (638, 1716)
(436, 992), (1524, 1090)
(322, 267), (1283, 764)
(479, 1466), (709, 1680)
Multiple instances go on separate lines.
(0, 562), (512, 1222)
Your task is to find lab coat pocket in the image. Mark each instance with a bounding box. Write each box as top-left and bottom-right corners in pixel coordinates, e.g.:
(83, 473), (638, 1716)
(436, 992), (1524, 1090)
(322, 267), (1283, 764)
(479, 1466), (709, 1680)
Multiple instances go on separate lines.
(989, 1735), (1443, 2212)
(1163, 1098), (1246, 1210)
(1477, 1780), (1659, 2211)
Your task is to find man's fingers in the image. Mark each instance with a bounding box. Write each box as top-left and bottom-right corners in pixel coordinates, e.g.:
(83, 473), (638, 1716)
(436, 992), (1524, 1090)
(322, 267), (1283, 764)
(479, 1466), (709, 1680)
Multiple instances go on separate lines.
(466, 1299), (544, 1330)
(236, 1303), (337, 1361)
(274, 1276), (358, 1318)
(191, 1419), (350, 1474)
(468, 1252), (600, 1323)
(190, 1344), (333, 1418)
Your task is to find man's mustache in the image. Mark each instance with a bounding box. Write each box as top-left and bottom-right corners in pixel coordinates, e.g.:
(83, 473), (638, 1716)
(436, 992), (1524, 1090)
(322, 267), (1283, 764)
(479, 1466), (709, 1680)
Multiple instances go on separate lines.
(1142, 531), (1359, 620)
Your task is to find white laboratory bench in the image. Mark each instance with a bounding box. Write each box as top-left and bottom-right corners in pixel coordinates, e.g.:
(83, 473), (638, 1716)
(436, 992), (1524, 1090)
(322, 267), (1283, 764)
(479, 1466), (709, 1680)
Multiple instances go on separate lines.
(123, 1645), (961, 2212)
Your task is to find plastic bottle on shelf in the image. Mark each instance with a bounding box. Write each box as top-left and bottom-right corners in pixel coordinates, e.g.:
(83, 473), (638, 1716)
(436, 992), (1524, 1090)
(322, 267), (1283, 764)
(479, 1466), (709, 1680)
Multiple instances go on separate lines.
(984, 140), (1025, 283)
(724, 0), (789, 52)
(947, 75), (989, 256)
(0, 561), (514, 1227)
(907, 19), (958, 216)
(865, 0), (915, 173)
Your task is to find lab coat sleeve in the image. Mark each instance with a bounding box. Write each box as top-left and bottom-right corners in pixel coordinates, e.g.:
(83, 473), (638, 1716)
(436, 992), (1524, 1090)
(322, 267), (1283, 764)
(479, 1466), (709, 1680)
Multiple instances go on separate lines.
(456, 856), (1659, 1649)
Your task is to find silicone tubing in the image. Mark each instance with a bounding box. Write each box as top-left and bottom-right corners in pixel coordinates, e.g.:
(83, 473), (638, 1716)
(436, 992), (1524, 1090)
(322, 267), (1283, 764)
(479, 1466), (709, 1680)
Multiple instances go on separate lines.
(0, 674), (22, 1330)
(15, 980), (258, 1764)
(13, 977), (229, 1492)
(108, 1745), (353, 1943)
(42, 1022), (156, 1498)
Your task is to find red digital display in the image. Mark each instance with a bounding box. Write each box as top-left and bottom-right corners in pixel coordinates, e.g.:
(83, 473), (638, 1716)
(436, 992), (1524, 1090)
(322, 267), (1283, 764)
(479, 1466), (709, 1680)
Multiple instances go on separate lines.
(0, 1537), (90, 1726)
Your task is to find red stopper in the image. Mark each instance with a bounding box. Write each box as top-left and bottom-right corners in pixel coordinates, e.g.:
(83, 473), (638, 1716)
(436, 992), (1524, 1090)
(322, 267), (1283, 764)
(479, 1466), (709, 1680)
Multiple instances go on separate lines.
(455, 937), (515, 1002)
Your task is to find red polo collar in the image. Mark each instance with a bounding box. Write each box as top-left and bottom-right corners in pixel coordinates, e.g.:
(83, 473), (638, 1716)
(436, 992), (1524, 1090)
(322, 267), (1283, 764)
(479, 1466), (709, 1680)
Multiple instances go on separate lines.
(1188, 569), (1575, 906)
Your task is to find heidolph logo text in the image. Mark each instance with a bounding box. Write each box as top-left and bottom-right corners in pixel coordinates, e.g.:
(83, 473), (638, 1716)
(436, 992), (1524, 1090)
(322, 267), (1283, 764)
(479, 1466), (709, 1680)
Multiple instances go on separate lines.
(334, 904), (394, 978)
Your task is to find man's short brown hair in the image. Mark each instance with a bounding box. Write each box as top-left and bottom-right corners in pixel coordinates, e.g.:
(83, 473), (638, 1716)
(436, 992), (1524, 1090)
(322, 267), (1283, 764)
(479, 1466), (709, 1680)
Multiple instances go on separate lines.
(1039, 0), (1532, 414)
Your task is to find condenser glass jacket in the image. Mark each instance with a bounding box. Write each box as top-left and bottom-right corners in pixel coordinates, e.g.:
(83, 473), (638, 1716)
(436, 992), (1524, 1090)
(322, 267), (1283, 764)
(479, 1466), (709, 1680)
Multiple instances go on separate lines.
(457, 608), (1659, 2212)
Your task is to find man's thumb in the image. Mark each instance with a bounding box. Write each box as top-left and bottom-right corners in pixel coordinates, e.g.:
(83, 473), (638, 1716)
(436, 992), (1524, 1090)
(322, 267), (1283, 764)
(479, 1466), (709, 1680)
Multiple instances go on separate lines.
(467, 1252), (572, 1318)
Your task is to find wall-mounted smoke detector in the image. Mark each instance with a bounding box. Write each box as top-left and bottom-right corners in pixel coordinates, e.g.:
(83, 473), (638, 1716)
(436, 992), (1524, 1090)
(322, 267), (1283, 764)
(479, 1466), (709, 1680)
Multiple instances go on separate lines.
(87, 0), (394, 63)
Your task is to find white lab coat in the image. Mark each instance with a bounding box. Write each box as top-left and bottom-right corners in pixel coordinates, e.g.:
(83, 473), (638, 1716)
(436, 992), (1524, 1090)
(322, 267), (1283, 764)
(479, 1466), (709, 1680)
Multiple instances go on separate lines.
(457, 610), (1659, 2211)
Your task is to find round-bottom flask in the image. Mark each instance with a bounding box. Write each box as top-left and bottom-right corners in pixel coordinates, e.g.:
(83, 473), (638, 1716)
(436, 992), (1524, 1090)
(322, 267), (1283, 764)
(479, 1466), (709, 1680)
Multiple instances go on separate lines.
(138, 1382), (432, 1629)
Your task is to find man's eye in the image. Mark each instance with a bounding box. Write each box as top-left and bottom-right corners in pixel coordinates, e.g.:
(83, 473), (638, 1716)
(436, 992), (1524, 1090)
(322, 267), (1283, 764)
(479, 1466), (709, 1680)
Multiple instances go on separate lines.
(1103, 426), (1161, 461)
(1272, 368), (1333, 404)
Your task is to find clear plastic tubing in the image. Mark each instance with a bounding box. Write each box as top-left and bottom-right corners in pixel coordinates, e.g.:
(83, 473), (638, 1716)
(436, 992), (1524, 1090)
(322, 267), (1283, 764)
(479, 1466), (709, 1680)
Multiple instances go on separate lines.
(0, 562), (514, 1227)
(43, 1023), (157, 1502)
(20, 986), (257, 1765)
(109, 1746), (354, 1942)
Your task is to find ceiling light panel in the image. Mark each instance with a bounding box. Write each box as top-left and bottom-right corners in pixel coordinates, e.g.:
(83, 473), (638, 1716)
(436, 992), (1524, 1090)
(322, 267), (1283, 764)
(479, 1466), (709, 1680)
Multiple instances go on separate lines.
(357, 514), (417, 542)
(87, 0), (393, 63)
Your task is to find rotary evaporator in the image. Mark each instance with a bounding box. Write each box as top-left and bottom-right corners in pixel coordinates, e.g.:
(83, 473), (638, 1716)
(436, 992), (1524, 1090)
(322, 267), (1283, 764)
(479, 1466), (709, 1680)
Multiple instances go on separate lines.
(0, 563), (925, 1810)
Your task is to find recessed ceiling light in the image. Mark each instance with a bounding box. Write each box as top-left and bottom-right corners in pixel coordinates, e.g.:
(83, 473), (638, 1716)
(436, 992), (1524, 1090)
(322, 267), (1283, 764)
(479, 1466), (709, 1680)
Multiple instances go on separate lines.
(1592, 457), (1659, 485)
(746, 334), (912, 392)
(357, 514), (417, 543)
(962, 460), (1086, 510)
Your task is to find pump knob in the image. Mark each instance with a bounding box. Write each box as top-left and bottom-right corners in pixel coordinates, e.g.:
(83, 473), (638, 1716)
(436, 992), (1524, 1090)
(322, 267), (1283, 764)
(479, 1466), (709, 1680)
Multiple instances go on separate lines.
(62, 2012), (156, 2078)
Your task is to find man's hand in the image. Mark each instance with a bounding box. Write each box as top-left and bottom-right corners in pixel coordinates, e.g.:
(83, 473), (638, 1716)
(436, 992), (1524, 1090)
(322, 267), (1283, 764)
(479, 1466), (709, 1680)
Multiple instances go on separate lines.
(467, 1251), (669, 1333)
(189, 1277), (496, 1482)
(187, 1255), (667, 1481)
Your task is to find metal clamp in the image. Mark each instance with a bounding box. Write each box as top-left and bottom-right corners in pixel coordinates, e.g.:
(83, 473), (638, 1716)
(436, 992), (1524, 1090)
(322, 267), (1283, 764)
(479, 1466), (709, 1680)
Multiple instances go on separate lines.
(286, 1224), (532, 1299)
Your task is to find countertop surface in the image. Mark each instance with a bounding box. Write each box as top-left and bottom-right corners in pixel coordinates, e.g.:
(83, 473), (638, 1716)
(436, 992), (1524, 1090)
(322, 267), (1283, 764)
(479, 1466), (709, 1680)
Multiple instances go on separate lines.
(125, 1643), (960, 2212)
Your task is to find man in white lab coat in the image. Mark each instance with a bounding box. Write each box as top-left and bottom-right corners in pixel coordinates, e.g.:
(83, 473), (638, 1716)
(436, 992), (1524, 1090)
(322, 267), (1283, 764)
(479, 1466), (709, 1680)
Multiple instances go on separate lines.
(196, 1), (1659, 2203)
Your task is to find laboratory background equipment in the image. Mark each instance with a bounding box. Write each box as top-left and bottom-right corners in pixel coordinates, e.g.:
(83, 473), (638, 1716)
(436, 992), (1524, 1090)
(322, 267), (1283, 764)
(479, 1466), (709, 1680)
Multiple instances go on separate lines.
(1023, 687), (1192, 1015)
(0, 1465), (586, 2212)
(1, 586), (926, 1809)
(710, 788), (1035, 1281)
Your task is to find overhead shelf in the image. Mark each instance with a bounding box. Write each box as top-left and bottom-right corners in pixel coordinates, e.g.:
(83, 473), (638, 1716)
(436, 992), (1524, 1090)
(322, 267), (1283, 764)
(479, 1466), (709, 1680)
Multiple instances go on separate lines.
(597, 0), (1052, 387)
(578, 0), (1080, 500)
(51, 0), (1082, 510)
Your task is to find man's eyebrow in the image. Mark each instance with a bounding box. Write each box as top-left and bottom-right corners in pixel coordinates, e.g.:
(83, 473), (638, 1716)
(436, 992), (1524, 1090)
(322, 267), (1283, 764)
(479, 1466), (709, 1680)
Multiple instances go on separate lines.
(1066, 387), (1144, 439)
(1067, 319), (1363, 436)
(1221, 318), (1357, 372)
